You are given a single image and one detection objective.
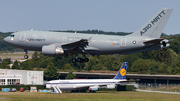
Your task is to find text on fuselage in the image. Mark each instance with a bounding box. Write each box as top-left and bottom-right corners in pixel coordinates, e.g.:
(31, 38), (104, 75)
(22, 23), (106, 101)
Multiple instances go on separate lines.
(140, 10), (165, 36)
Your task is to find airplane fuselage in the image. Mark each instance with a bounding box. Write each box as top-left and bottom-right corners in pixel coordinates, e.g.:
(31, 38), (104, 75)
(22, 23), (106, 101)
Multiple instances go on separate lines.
(46, 79), (126, 90)
(4, 31), (153, 55)
(4, 8), (173, 61)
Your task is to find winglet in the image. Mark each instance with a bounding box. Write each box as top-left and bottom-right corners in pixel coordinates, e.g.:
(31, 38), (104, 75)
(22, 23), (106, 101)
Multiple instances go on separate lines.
(113, 62), (128, 79)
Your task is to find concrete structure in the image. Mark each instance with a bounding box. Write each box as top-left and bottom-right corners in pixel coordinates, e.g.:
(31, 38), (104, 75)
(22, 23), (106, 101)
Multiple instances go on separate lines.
(58, 72), (180, 84)
(0, 69), (44, 85)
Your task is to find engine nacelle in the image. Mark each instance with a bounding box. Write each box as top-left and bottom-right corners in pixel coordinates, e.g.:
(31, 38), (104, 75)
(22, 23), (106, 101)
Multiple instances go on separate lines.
(160, 39), (169, 47)
(106, 84), (116, 89)
(160, 39), (169, 44)
(89, 86), (99, 91)
(42, 45), (65, 56)
(160, 43), (170, 48)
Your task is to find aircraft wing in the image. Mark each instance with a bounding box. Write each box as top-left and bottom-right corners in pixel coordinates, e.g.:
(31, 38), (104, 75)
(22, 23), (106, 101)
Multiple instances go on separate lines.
(73, 83), (116, 89)
(73, 84), (96, 89)
(62, 38), (89, 50)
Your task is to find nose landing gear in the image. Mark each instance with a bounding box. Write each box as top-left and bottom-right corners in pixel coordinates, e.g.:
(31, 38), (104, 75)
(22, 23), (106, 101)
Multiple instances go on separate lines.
(24, 49), (28, 59)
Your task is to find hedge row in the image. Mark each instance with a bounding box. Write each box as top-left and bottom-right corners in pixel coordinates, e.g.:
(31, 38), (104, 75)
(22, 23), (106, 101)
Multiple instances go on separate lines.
(0, 85), (45, 91)
(117, 85), (136, 91)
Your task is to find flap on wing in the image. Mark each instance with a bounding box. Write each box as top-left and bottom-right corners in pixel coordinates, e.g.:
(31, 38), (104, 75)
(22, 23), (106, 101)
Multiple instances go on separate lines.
(61, 37), (92, 50)
(73, 84), (95, 89)
(143, 39), (164, 45)
(85, 46), (99, 51)
(62, 39), (87, 47)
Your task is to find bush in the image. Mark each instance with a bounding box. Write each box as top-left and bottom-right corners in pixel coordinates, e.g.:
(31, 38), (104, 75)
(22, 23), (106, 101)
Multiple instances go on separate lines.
(126, 85), (136, 91)
(117, 85), (135, 91)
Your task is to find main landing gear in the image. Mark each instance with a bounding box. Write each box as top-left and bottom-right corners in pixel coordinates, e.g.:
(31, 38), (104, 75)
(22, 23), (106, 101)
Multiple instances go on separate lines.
(72, 58), (89, 63)
(72, 53), (89, 63)
(24, 49), (28, 59)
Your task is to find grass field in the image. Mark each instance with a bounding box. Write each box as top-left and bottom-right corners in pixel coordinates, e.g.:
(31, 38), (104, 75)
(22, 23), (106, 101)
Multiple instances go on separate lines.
(0, 91), (180, 101)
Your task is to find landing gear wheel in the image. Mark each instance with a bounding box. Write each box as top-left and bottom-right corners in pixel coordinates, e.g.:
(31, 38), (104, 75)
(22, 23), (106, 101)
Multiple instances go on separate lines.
(24, 55), (28, 59)
(80, 59), (85, 63)
(77, 58), (82, 62)
(72, 58), (76, 63)
(84, 58), (89, 62)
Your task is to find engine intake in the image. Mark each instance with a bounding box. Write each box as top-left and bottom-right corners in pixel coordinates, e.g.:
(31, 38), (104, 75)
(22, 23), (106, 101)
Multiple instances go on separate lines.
(42, 45), (65, 56)
(55, 47), (64, 54)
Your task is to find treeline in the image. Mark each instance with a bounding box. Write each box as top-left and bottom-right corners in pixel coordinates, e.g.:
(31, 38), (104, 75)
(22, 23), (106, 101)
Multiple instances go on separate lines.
(1, 48), (180, 75)
(53, 29), (131, 36)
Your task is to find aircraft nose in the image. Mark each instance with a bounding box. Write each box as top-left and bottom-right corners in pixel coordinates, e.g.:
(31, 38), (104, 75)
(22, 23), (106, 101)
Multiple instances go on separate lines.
(4, 37), (12, 44)
(4, 37), (8, 43)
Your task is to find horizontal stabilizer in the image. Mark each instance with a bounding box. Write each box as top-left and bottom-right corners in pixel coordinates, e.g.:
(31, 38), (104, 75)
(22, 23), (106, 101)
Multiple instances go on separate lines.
(143, 39), (164, 45)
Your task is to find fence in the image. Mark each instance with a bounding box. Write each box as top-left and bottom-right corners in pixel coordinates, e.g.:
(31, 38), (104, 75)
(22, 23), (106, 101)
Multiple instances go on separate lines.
(138, 83), (180, 93)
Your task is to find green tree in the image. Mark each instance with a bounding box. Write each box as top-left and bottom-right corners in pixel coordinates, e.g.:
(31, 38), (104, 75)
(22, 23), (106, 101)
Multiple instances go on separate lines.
(2, 58), (11, 64)
(131, 59), (151, 73)
(44, 62), (60, 80)
(32, 51), (38, 60)
(0, 58), (11, 69)
(12, 60), (20, 69)
(62, 63), (72, 70)
(65, 71), (76, 79)
(20, 60), (32, 70)
(0, 60), (10, 69)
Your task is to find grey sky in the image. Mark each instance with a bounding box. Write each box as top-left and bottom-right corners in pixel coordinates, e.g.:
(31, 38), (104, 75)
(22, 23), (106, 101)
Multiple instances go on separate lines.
(0, 0), (179, 34)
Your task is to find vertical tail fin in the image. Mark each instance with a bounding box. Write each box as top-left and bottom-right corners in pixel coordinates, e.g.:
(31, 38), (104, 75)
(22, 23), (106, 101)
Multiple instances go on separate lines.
(113, 62), (128, 79)
(130, 8), (173, 38)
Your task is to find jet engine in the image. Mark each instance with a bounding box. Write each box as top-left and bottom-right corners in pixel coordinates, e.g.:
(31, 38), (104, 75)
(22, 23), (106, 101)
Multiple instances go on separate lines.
(89, 86), (99, 91)
(106, 84), (116, 89)
(42, 45), (65, 56)
(160, 39), (169, 47)
(160, 39), (170, 48)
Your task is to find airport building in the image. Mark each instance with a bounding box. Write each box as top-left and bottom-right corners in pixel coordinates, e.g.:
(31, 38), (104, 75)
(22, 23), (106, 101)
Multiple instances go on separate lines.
(0, 69), (44, 85)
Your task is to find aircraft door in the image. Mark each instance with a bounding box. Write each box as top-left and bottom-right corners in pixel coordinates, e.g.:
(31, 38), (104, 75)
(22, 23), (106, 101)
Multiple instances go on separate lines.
(19, 33), (26, 42)
(121, 38), (127, 47)
(62, 37), (66, 43)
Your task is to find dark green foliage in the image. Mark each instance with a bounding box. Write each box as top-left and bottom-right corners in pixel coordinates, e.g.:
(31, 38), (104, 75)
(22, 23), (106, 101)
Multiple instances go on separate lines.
(117, 85), (135, 91)
(44, 62), (60, 80)
(119, 53), (141, 72)
(65, 71), (76, 79)
(62, 63), (72, 70)
(12, 60), (20, 69)
(131, 59), (151, 73)
(85, 55), (121, 71)
(20, 60), (32, 70)
(0, 58), (11, 69)
(126, 85), (136, 91)
(32, 51), (38, 60)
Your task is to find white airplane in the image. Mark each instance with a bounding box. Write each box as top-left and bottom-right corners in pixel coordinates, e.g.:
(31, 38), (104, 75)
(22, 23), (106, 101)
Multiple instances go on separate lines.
(45, 62), (128, 93)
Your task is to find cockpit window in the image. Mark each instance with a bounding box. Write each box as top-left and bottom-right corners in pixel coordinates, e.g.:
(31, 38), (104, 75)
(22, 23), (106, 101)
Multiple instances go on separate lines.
(9, 35), (14, 37)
